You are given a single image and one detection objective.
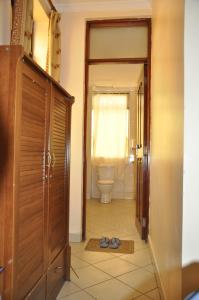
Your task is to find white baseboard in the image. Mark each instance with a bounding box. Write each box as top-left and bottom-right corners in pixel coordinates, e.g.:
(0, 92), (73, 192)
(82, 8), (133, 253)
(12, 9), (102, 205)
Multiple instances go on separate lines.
(148, 235), (167, 300)
(69, 232), (82, 242)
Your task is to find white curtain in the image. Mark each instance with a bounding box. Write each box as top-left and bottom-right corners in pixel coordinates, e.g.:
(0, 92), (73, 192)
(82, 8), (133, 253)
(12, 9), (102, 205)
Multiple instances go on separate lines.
(92, 93), (129, 166)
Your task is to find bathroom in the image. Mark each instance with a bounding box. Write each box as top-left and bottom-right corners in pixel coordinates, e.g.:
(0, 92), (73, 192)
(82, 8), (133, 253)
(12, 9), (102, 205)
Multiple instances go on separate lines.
(85, 63), (144, 238)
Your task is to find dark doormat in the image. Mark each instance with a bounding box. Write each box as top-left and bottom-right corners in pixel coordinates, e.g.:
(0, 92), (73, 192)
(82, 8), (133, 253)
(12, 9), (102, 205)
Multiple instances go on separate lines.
(85, 238), (134, 254)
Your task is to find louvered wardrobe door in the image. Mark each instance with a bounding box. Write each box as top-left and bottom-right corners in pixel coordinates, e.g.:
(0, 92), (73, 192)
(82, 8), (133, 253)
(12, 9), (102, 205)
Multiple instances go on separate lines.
(48, 86), (70, 262)
(13, 63), (49, 300)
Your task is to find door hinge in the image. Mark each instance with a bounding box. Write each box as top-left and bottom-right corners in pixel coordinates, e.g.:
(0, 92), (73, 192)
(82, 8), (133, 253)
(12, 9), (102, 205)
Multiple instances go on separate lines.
(142, 217), (147, 227)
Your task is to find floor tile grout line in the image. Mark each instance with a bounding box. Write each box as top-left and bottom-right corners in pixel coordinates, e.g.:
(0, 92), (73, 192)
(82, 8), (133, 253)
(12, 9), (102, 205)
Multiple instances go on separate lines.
(145, 287), (162, 299)
(80, 288), (98, 300)
(58, 284), (159, 300)
(66, 199), (162, 299)
(71, 262), (156, 298)
(56, 280), (84, 299)
(72, 252), (117, 265)
(72, 276), (145, 299)
(91, 259), (140, 272)
(71, 247), (153, 267)
(113, 255), (152, 267)
(84, 257), (155, 277)
(91, 263), (141, 279)
(82, 277), (125, 300)
(57, 270), (159, 300)
(71, 277), (115, 293)
(118, 256), (153, 267)
(71, 261), (148, 296)
(87, 260), (137, 279)
(114, 275), (154, 298)
(57, 288), (97, 300)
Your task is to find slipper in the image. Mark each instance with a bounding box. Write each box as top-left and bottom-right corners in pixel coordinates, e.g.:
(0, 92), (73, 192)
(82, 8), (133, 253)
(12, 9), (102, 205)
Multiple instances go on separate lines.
(99, 237), (109, 248)
(109, 237), (121, 249)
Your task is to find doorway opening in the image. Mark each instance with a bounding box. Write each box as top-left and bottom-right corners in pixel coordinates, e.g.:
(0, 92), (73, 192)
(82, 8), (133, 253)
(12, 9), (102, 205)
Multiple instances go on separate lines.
(83, 19), (151, 242)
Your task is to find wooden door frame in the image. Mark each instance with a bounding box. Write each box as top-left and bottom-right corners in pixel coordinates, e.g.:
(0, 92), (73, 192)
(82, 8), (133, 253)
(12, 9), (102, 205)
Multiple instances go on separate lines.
(82, 18), (151, 241)
(135, 63), (150, 240)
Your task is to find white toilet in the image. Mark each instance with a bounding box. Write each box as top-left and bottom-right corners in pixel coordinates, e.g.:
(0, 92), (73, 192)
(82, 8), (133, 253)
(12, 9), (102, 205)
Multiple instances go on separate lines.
(97, 165), (115, 204)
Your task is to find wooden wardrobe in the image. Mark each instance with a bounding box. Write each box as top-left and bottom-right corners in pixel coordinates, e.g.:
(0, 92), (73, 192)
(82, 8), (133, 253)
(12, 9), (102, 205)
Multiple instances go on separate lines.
(0, 46), (74, 300)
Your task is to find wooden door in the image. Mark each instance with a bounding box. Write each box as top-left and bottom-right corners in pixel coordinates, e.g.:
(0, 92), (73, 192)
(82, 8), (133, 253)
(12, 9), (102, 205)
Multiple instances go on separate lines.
(0, 121), (6, 299)
(135, 64), (149, 240)
(0, 178), (6, 299)
(13, 62), (49, 300)
(0, 182), (4, 299)
(0, 47), (12, 298)
(48, 86), (70, 263)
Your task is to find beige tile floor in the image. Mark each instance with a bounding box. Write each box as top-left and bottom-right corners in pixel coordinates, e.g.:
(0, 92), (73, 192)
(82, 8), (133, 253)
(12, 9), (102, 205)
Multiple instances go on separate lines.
(57, 199), (161, 300)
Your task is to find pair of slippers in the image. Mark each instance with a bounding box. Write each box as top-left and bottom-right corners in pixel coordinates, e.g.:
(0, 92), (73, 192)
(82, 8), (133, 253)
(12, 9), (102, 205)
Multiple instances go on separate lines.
(99, 237), (121, 249)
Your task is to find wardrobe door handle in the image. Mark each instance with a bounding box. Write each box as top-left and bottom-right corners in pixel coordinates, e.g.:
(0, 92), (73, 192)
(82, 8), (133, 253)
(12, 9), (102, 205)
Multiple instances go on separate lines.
(51, 152), (56, 168)
(47, 152), (52, 168)
(0, 266), (5, 273)
(55, 266), (63, 273)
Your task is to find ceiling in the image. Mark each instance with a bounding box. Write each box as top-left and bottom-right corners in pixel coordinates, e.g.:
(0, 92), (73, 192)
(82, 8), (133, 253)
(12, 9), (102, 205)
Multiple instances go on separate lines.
(89, 64), (143, 89)
(53, 0), (152, 12)
(54, 0), (150, 3)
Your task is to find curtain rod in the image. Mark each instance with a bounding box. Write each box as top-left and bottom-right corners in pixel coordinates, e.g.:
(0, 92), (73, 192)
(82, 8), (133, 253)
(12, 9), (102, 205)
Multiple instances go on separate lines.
(93, 92), (130, 95)
(91, 86), (138, 94)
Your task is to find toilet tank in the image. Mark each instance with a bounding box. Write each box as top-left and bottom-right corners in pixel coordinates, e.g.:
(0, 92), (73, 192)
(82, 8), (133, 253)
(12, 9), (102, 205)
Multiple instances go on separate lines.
(97, 165), (115, 180)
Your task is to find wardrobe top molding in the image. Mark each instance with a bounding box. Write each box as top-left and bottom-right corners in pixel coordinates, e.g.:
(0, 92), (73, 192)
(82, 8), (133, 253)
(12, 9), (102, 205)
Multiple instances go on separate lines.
(1, 45), (75, 104)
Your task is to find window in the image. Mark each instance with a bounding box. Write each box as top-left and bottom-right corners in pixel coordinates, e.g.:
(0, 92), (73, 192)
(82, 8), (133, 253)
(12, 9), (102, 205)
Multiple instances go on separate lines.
(91, 93), (129, 162)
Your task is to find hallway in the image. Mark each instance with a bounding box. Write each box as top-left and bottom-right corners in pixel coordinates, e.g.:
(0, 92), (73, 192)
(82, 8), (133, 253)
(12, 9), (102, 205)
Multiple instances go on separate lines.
(57, 200), (161, 300)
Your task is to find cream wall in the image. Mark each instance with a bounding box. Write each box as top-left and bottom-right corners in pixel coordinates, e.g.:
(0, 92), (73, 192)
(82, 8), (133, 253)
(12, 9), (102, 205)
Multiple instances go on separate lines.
(0, 0), (11, 44)
(59, 8), (151, 241)
(150, 0), (184, 299)
(182, 0), (199, 266)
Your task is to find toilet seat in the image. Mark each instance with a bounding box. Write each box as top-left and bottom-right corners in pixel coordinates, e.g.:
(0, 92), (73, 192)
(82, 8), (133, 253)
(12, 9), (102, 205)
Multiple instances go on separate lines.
(98, 180), (114, 185)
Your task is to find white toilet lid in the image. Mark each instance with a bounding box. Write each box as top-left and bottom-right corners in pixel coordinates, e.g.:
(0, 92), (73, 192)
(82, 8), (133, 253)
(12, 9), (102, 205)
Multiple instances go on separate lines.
(98, 180), (114, 184)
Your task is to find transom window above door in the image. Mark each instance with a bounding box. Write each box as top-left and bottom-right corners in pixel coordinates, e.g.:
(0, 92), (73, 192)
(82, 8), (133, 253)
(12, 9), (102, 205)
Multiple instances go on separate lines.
(89, 26), (148, 59)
